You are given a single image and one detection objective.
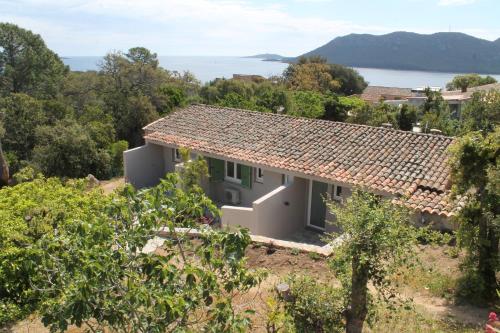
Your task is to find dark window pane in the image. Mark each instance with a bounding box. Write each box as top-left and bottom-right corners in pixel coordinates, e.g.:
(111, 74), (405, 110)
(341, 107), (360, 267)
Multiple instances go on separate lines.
(336, 185), (342, 197)
(236, 163), (242, 179)
(227, 161), (234, 178)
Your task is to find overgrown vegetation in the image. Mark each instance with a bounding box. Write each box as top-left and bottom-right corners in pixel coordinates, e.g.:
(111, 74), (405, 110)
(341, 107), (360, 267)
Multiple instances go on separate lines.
(0, 159), (264, 331)
(446, 74), (497, 92)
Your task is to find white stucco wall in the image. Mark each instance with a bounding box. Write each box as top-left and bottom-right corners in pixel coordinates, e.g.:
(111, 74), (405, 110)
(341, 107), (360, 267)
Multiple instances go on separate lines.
(209, 169), (284, 207)
(221, 177), (308, 239)
(124, 143), (165, 188)
(162, 147), (176, 174)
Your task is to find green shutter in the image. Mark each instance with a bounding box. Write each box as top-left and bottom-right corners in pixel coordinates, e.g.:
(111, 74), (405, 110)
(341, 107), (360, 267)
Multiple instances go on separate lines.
(209, 158), (224, 182)
(241, 165), (252, 189)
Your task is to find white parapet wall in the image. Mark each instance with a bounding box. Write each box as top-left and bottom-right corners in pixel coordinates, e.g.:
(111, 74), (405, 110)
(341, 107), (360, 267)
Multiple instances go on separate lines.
(221, 177), (308, 239)
(124, 143), (165, 188)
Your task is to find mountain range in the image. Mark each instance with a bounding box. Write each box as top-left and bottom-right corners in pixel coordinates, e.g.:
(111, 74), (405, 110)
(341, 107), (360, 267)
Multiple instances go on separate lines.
(293, 32), (500, 74)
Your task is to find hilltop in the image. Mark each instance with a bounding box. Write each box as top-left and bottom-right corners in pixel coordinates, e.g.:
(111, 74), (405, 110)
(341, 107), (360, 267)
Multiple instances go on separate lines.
(294, 32), (500, 74)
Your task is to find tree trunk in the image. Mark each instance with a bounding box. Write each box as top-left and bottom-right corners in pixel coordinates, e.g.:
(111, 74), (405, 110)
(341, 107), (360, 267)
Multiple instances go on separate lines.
(0, 139), (9, 186)
(479, 218), (499, 300)
(346, 259), (369, 333)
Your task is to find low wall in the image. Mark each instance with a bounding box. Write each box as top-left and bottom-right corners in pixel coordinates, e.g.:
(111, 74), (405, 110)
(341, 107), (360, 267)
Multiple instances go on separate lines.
(220, 206), (256, 233)
(221, 178), (307, 238)
(124, 143), (165, 188)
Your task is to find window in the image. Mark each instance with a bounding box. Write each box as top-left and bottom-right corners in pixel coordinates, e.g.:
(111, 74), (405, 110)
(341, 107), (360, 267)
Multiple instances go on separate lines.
(332, 184), (342, 201)
(255, 167), (264, 183)
(173, 148), (181, 162)
(225, 161), (242, 183)
(282, 174), (293, 185)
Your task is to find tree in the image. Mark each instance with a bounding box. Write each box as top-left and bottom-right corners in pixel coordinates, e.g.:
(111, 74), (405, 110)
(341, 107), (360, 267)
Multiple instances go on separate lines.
(109, 140), (129, 176)
(289, 90), (325, 118)
(0, 23), (68, 98)
(446, 74), (497, 92)
(347, 102), (398, 128)
(327, 190), (421, 333)
(420, 89), (457, 135)
(284, 57), (341, 94)
(328, 64), (367, 96)
(459, 91), (500, 135)
(283, 57), (367, 96)
(99, 48), (177, 146)
(323, 96), (365, 122)
(35, 172), (263, 332)
(0, 121), (8, 186)
(0, 93), (45, 162)
(449, 127), (499, 302)
(0, 176), (110, 325)
(396, 104), (418, 131)
(32, 119), (111, 179)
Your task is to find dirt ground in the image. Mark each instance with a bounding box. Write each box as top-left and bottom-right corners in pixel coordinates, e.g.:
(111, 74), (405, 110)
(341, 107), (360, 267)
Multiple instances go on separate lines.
(3, 244), (489, 333)
(99, 177), (125, 194)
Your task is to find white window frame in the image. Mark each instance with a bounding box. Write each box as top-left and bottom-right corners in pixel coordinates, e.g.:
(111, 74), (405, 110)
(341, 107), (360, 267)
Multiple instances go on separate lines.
(173, 148), (181, 162)
(331, 184), (343, 202)
(225, 160), (242, 184)
(283, 174), (294, 185)
(255, 167), (264, 183)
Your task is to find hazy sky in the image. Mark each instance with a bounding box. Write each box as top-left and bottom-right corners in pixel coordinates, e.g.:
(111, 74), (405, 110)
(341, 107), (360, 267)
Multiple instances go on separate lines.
(1, 0), (499, 56)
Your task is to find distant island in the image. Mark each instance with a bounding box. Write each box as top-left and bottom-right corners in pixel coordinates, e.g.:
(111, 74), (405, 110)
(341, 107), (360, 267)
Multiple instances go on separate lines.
(244, 53), (285, 62)
(290, 32), (500, 74)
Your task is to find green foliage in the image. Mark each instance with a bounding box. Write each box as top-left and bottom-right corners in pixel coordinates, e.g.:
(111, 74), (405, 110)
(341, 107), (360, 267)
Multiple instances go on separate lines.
(449, 128), (499, 302)
(158, 84), (187, 113)
(34, 174), (263, 332)
(396, 104), (418, 131)
(32, 119), (112, 179)
(420, 89), (457, 135)
(276, 275), (345, 333)
(109, 140), (129, 176)
(177, 148), (209, 192)
(289, 90), (325, 118)
(284, 57), (341, 94)
(200, 78), (289, 114)
(0, 93), (45, 161)
(459, 91), (500, 135)
(0, 176), (109, 325)
(0, 23), (68, 98)
(348, 102), (398, 128)
(12, 166), (40, 184)
(446, 74), (497, 92)
(283, 56), (367, 95)
(328, 63), (368, 96)
(324, 96), (364, 122)
(327, 189), (422, 332)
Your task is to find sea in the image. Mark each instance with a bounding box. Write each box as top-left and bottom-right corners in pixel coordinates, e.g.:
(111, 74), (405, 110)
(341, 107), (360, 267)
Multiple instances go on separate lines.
(62, 56), (500, 89)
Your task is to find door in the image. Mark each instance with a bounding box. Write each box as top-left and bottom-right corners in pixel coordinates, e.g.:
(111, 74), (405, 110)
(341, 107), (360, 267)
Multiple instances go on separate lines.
(308, 180), (328, 230)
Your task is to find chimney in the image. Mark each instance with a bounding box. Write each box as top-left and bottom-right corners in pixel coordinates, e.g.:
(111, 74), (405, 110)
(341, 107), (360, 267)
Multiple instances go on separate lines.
(430, 129), (443, 135)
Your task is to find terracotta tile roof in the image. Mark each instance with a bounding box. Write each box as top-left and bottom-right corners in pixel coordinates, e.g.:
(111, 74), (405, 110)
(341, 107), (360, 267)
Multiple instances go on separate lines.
(358, 86), (414, 103)
(442, 82), (500, 100)
(144, 104), (458, 217)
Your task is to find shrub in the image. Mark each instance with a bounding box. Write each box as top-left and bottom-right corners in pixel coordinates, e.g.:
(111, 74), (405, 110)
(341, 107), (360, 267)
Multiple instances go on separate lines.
(277, 275), (345, 332)
(109, 140), (128, 176)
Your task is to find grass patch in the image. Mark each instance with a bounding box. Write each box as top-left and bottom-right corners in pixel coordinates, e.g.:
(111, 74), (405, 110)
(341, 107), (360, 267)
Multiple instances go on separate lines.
(401, 266), (458, 299)
(369, 306), (480, 333)
(307, 252), (322, 261)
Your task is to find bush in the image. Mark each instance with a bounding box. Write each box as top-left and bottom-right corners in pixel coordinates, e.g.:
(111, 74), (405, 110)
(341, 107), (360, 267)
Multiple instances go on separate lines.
(277, 275), (345, 332)
(109, 140), (128, 176)
(0, 177), (109, 325)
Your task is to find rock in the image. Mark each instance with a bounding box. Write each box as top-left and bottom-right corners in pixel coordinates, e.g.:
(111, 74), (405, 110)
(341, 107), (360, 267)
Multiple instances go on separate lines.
(86, 174), (100, 187)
